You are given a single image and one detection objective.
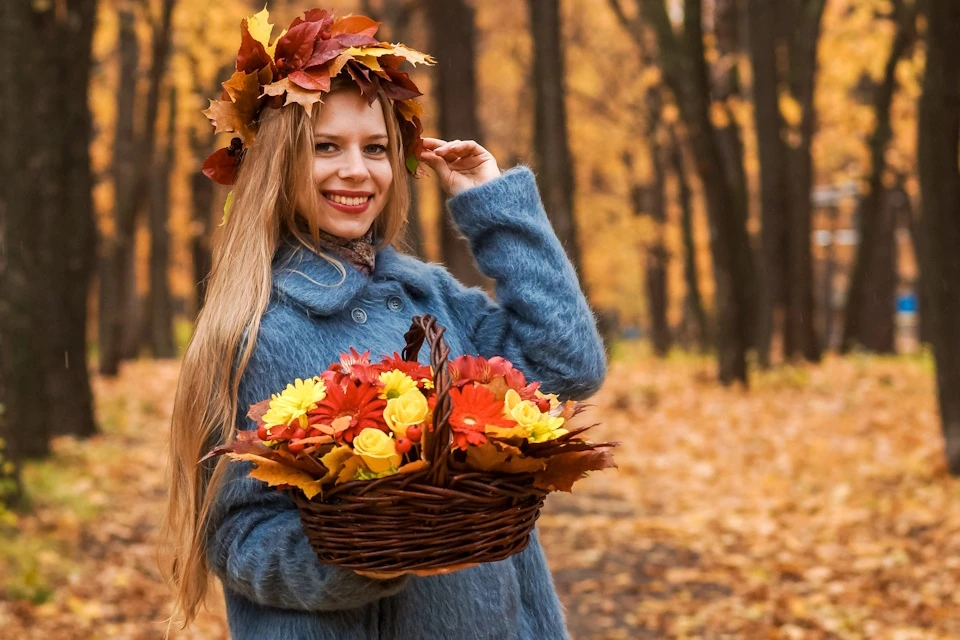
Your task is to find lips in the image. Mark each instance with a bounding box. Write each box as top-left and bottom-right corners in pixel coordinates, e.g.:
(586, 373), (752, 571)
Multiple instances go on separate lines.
(322, 191), (373, 215)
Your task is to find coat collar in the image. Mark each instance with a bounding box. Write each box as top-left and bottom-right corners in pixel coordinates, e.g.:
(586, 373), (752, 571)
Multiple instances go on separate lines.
(271, 237), (432, 317)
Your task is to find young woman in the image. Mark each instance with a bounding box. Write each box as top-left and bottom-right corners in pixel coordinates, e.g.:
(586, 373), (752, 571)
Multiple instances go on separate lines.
(162, 11), (606, 640)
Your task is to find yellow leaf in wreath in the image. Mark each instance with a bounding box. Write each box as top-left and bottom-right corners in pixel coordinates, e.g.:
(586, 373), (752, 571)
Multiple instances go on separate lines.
(262, 77), (324, 114)
(245, 6), (274, 51)
(389, 43), (437, 66)
(229, 453), (324, 499)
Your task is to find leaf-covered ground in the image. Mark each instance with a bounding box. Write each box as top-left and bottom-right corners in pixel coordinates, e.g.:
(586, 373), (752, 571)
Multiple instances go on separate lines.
(2, 348), (959, 639)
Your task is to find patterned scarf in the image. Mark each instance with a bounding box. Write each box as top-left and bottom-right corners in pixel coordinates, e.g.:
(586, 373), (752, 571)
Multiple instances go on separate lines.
(309, 226), (377, 275)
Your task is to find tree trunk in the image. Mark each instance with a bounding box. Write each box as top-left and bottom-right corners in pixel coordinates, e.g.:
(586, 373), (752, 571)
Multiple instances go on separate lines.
(0, 0), (99, 459)
(842, 2), (917, 354)
(0, 0), (26, 498)
(637, 90), (671, 357)
(425, 0), (489, 287)
(857, 188), (900, 352)
(782, 0), (826, 362)
(188, 62), (231, 313)
(528, 0), (585, 281)
(747, 0), (789, 367)
(668, 126), (709, 353)
(48, 0), (99, 438)
(99, 8), (139, 375)
(917, 0), (960, 475)
(635, 0), (756, 384)
(147, 85), (177, 358)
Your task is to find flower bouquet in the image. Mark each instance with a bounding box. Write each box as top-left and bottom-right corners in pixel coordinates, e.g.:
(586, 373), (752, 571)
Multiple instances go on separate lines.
(205, 314), (618, 578)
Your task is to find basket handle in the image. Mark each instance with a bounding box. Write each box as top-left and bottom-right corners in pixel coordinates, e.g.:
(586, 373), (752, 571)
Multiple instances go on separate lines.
(401, 314), (453, 487)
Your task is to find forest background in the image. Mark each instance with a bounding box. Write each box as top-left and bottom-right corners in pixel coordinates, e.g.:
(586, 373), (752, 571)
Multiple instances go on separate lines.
(2, 0), (960, 637)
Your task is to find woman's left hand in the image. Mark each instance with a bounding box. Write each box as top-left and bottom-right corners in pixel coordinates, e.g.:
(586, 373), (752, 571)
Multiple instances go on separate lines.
(418, 137), (501, 197)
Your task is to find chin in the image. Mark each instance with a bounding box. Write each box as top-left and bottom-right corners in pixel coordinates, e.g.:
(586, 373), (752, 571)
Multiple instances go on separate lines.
(321, 218), (376, 239)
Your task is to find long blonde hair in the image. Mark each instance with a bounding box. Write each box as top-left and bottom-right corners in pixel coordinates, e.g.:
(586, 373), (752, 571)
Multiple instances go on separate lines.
(159, 77), (410, 627)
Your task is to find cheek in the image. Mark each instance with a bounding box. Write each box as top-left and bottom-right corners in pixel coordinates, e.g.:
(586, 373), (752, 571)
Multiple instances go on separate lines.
(374, 160), (394, 192)
(312, 158), (335, 184)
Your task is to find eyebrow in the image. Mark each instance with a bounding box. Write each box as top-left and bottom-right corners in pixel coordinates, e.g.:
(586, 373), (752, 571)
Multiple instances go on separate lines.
(313, 132), (389, 141)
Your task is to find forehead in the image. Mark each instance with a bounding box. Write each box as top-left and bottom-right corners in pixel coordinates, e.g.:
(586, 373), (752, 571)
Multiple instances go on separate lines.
(313, 90), (387, 137)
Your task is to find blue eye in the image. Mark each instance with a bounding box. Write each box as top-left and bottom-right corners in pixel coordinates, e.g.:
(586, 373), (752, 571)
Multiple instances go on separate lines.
(315, 142), (336, 153)
(366, 144), (388, 154)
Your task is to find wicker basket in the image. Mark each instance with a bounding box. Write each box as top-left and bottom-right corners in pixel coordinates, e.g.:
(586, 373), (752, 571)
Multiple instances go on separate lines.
(291, 314), (548, 577)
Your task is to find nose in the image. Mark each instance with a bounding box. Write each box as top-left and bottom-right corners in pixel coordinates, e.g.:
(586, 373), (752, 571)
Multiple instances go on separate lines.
(338, 146), (371, 182)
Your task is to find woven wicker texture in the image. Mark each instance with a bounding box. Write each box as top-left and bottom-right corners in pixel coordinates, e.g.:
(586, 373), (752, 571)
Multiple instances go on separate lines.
(292, 314), (547, 574)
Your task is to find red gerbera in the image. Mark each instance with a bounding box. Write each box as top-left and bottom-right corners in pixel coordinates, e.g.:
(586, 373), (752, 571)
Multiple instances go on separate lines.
(308, 379), (387, 443)
(447, 384), (515, 451)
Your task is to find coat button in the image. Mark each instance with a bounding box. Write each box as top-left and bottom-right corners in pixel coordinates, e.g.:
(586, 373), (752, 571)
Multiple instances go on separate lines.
(386, 295), (404, 312)
(350, 308), (367, 324)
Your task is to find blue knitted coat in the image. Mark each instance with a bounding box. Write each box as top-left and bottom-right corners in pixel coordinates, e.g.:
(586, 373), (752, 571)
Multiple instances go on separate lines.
(209, 165), (608, 640)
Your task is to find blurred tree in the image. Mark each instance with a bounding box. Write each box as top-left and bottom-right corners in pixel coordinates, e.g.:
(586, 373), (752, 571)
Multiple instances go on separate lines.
(528, 0), (584, 280)
(747, 0), (788, 367)
(917, 0), (960, 474)
(0, 0), (99, 458)
(668, 125), (709, 353)
(100, 0), (176, 372)
(146, 85), (178, 358)
(609, 0), (757, 384)
(842, 0), (919, 354)
(747, 0), (826, 365)
(781, 0), (826, 364)
(188, 64), (224, 312)
(424, 0), (488, 287)
(100, 7), (140, 375)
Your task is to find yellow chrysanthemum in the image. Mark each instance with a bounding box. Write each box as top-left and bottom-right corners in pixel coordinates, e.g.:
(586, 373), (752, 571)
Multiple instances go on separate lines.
(420, 377), (434, 390)
(261, 376), (327, 432)
(378, 369), (417, 400)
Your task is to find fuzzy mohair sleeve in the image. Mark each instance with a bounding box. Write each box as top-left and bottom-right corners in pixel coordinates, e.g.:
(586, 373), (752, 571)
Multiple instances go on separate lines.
(204, 328), (411, 611)
(431, 163), (608, 400)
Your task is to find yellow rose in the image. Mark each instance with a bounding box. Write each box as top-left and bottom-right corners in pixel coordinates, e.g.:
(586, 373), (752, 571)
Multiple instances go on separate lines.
(383, 388), (428, 438)
(494, 388), (566, 442)
(503, 389), (542, 427)
(352, 428), (401, 473)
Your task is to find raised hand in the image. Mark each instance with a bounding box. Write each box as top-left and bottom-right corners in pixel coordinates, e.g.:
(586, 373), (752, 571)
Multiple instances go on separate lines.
(417, 137), (501, 196)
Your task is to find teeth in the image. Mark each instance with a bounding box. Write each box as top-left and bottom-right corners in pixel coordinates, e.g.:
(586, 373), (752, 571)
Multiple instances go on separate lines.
(326, 194), (370, 206)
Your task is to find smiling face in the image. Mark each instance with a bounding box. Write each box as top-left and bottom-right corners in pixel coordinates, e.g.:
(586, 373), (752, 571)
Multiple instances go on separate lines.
(297, 87), (394, 239)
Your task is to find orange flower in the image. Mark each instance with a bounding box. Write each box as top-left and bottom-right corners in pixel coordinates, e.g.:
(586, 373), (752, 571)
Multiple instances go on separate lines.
(309, 380), (387, 444)
(448, 384), (515, 450)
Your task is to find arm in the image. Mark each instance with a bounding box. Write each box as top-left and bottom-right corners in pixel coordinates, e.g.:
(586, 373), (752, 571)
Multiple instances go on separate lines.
(434, 164), (607, 399)
(513, 527), (571, 639)
(205, 332), (410, 611)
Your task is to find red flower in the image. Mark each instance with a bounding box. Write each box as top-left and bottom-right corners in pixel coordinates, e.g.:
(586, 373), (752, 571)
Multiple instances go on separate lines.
(338, 347), (371, 374)
(379, 351), (432, 381)
(308, 380), (387, 444)
(447, 384), (514, 451)
(449, 354), (512, 387)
